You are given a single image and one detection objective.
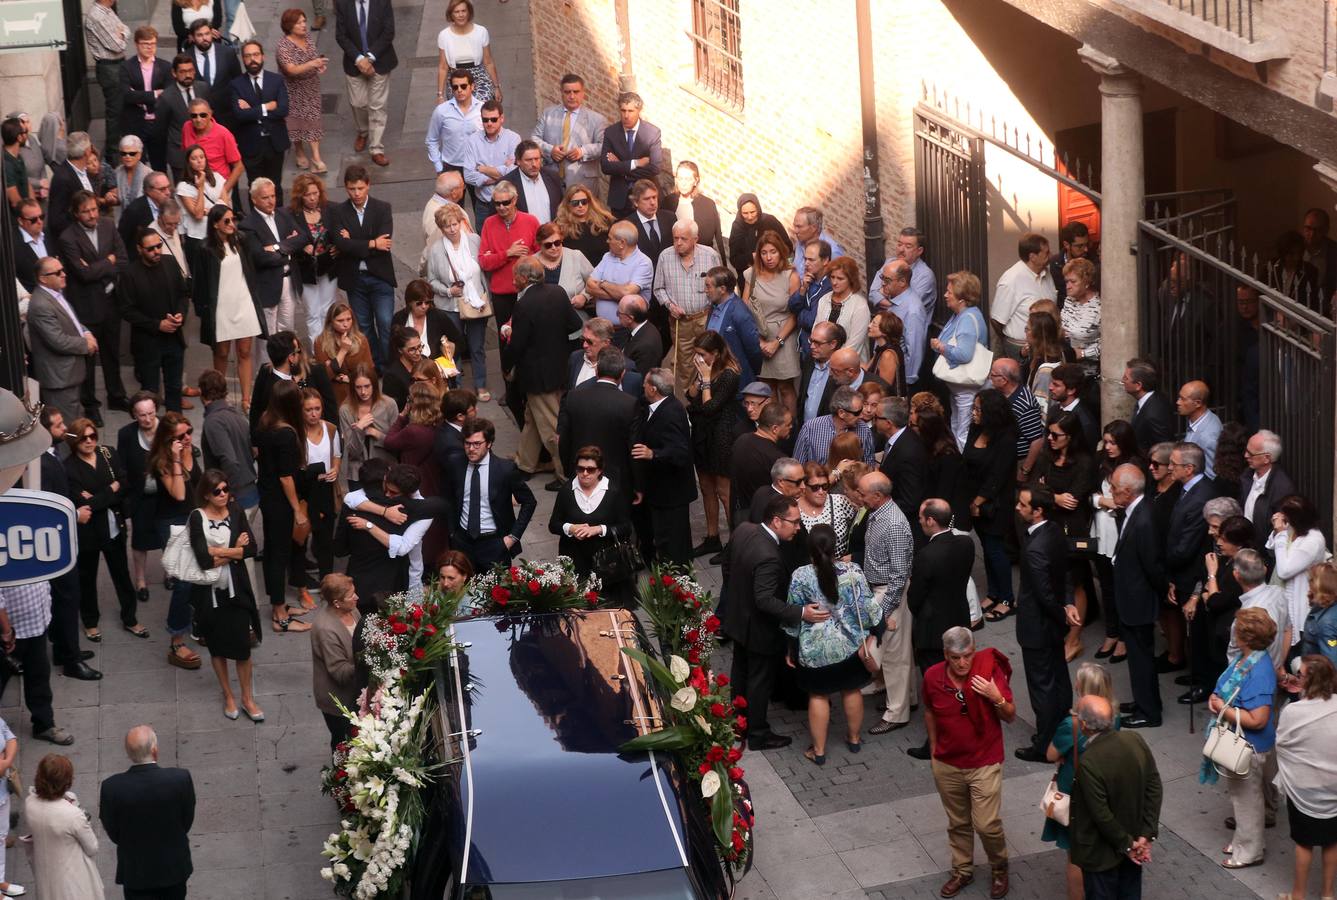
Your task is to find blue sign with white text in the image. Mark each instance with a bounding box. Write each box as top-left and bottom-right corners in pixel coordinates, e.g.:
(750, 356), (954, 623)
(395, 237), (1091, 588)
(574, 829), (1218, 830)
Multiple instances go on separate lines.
(0, 489), (77, 587)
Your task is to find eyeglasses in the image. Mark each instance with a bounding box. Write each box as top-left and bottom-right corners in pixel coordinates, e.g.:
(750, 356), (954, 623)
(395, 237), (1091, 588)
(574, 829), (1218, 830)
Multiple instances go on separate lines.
(953, 689), (970, 716)
(20, 214), (43, 223)
(120, 150), (140, 157)
(79, 433), (97, 442)
(404, 345), (422, 355)
(541, 239), (563, 249)
(450, 82), (470, 91)
(779, 477), (803, 486)
(493, 198), (514, 207)
(190, 113), (211, 119)
(806, 482), (829, 491)
(779, 517), (801, 526)
(41, 268), (65, 277)
(1148, 460), (1168, 469)
(142, 242), (164, 252)
(463, 439), (488, 448)
(481, 116), (500, 123)
(1243, 449), (1266, 458)
(219, 216), (235, 224)
(1047, 430), (1066, 439)
(1168, 461), (1189, 469)
(569, 198), (589, 208)
(580, 337), (595, 345)
(575, 465), (599, 474)
(178, 428), (194, 437)
(212, 485), (230, 496)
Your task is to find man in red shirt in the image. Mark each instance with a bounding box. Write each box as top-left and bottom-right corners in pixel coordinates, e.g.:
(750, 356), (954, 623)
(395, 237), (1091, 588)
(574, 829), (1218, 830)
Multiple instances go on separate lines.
(923, 626), (1016, 900)
(181, 98), (244, 204)
(477, 180), (538, 334)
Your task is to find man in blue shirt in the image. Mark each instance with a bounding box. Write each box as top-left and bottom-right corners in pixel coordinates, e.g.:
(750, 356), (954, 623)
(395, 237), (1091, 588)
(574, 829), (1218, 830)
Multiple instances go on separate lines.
(704, 265), (761, 387)
(868, 226), (937, 317)
(791, 206), (844, 280)
(788, 239), (832, 359)
(872, 258), (927, 385)
(425, 68), (481, 174)
(461, 99), (520, 224)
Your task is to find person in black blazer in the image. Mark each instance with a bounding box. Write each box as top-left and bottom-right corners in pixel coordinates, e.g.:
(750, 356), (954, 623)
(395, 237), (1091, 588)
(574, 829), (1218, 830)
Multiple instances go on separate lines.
(447, 418), (537, 570)
(796, 321), (843, 428)
(12, 198), (45, 291)
(720, 498), (824, 750)
(333, 0), (397, 160)
(502, 142), (563, 221)
(1237, 431), (1296, 551)
(1013, 485), (1081, 762)
(157, 55), (211, 181)
(1110, 464), (1166, 728)
(45, 145), (98, 242)
(510, 268), (583, 477)
(59, 192), (130, 420)
(1123, 359), (1176, 451)
(558, 348), (643, 506)
(620, 183), (676, 276)
(906, 500), (975, 676)
(662, 161), (725, 257)
(119, 35), (173, 171)
(632, 369), (698, 566)
(599, 92), (662, 218)
(119, 228), (191, 412)
(170, 0), (221, 52)
(333, 486), (407, 607)
(548, 446), (634, 604)
(875, 399), (928, 544)
(230, 43), (291, 197)
(329, 167), (397, 367)
(1163, 441), (1214, 690)
(249, 331), (338, 431)
(390, 295), (461, 362)
(566, 345), (643, 397)
(619, 297), (664, 376)
(1045, 364), (1100, 454)
(117, 171), (173, 251)
(99, 725), (196, 897)
(238, 179), (305, 331)
(187, 21), (241, 129)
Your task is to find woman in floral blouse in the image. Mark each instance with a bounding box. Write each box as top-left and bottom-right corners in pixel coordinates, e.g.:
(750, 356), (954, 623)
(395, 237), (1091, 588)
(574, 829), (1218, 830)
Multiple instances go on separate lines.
(785, 525), (884, 766)
(1060, 258), (1101, 387)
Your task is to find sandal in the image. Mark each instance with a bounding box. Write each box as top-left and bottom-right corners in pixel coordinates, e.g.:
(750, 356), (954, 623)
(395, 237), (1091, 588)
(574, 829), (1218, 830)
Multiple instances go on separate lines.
(167, 643), (201, 669)
(272, 616), (311, 633)
(1222, 857), (1263, 869)
(294, 156), (311, 170)
(311, 161), (328, 174)
(980, 596), (1000, 615)
(846, 739), (861, 754)
(478, 389), (492, 403)
(984, 603), (1014, 622)
(803, 747), (826, 766)
(124, 624), (150, 639)
(84, 628), (102, 643)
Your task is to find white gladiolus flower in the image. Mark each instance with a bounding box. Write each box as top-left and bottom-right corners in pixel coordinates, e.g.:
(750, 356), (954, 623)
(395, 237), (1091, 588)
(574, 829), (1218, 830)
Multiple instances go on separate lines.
(669, 655), (691, 683)
(701, 770), (721, 798)
(671, 687), (698, 712)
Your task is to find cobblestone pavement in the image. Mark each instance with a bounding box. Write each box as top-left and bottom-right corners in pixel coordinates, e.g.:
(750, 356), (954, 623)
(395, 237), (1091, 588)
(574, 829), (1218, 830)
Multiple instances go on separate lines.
(21, 0), (1300, 896)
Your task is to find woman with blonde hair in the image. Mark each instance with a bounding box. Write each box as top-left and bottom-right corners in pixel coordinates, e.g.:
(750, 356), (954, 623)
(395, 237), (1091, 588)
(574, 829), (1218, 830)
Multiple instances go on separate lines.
(339, 364), (398, 490)
(553, 184), (615, 266)
(311, 573), (360, 748)
(425, 202), (489, 397)
(931, 271), (988, 449)
(1303, 561), (1337, 668)
(314, 301), (375, 408)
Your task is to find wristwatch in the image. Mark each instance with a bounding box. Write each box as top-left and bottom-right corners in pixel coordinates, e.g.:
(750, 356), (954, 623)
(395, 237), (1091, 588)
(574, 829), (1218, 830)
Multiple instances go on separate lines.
(364, 520), (374, 530)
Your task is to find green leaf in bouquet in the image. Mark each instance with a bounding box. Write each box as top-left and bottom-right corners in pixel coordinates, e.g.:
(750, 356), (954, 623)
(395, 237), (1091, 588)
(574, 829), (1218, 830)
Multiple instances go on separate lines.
(710, 766), (734, 849)
(619, 646), (678, 693)
(619, 725), (697, 752)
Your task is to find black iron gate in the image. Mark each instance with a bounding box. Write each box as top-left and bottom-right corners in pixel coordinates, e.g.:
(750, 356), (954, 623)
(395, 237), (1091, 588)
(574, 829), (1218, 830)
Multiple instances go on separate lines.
(59, 0), (90, 127)
(913, 104), (988, 324)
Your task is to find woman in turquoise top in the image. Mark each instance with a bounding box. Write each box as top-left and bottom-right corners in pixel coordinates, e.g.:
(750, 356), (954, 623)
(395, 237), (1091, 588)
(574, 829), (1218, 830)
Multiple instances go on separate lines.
(1041, 662), (1121, 899)
(785, 524), (884, 766)
(930, 271), (990, 450)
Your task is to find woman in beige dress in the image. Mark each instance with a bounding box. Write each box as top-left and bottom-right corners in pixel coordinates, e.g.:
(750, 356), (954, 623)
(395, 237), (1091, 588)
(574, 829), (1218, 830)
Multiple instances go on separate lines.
(742, 228), (800, 417)
(24, 755), (104, 899)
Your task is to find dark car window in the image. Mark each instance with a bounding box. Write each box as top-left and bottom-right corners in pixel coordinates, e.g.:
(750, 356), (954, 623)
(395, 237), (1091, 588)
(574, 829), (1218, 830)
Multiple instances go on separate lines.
(462, 867), (699, 899)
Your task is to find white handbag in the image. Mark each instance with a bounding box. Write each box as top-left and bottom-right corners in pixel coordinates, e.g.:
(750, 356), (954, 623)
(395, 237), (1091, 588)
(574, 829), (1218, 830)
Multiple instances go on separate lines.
(1203, 685), (1255, 778)
(932, 332), (991, 388)
(162, 513), (222, 587)
(1040, 714), (1078, 825)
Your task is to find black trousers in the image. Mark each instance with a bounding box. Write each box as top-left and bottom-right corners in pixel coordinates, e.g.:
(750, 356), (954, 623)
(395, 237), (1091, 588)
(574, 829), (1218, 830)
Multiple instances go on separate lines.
(48, 569), (83, 666)
(1082, 858), (1142, 900)
(730, 645), (781, 738)
(80, 316), (129, 412)
(243, 143), (285, 207)
(323, 711), (352, 750)
(131, 335), (186, 413)
(635, 502), (692, 569)
(916, 648), (945, 678)
(1122, 621), (1162, 721)
(77, 532), (139, 628)
(124, 885), (188, 900)
(260, 490), (295, 607)
(1187, 605), (1220, 689)
(452, 530), (511, 573)
(1093, 556), (1122, 640)
(0, 633), (55, 733)
(95, 60), (125, 153)
(1021, 642), (1072, 752)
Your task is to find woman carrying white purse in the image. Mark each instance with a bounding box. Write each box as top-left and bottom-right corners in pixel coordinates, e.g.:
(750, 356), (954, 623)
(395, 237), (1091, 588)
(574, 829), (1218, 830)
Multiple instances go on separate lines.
(1201, 607), (1280, 870)
(929, 272), (990, 451)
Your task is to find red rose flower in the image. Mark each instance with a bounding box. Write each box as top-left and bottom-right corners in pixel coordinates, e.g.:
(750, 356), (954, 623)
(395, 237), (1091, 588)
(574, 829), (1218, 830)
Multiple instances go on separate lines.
(412, 647), (426, 660)
(335, 768), (347, 781)
(710, 703), (727, 717)
(335, 742), (349, 754)
(428, 604), (439, 614)
(349, 726), (359, 737)
(727, 747), (742, 763)
(732, 696), (748, 709)
(728, 766), (744, 781)
(704, 615), (721, 633)
(387, 613), (399, 625)
(391, 621), (408, 634)
(490, 586), (511, 605)
(731, 830), (745, 851)
(714, 673), (730, 687)
(698, 762), (711, 775)
(525, 579), (539, 594)
(687, 650), (701, 664)
(735, 715), (747, 732)
(534, 568), (544, 576)
(424, 623), (437, 636)
(706, 745), (725, 762)
(585, 591), (598, 603)
(661, 575), (675, 586)
(684, 629), (700, 643)
(693, 599), (702, 608)
(509, 567), (521, 582)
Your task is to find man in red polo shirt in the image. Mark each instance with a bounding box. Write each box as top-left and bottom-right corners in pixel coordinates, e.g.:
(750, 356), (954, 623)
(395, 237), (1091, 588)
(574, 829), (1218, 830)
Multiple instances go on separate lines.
(181, 97), (244, 203)
(923, 626), (1016, 900)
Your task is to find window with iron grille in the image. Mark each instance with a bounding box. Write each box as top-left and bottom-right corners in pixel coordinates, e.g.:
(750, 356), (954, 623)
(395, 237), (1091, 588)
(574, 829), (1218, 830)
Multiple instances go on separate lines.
(689, 0), (742, 109)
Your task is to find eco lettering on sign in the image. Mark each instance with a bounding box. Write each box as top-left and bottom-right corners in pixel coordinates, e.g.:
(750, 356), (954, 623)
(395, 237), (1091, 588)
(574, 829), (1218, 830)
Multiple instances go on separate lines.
(0, 489), (77, 586)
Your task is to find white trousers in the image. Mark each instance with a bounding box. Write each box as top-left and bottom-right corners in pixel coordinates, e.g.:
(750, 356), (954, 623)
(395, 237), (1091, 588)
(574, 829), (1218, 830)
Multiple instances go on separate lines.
(875, 588), (917, 724)
(263, 278), (297, 336)
(948, 384), (979, 451)
(303, 275), (339, 350)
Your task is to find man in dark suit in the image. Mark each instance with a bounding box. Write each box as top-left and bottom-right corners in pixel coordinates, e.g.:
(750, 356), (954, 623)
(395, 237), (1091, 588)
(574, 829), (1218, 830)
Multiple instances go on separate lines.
(620, 178), (676, 275)
(1122, 358), (1176, 451)
(100, 725), (196, 898)
(433, 388), (476, 505)
(230, 41), (291, 199)
(238, 176), (305, 334)
(334, 461), (442, 605)
(447, 417), (537, 570)
(330, 165), (396, 367)
(117, 170), (173, 250)
(1110, 464), (1165, 728)
(617, 294), (663, 375)
(502, 141), (563, 223)
(59, 190), (129, 424)
(632, 367), (697, 566)
(188, 18), (241, 128)
(119, 27), (173, 170)
(721, 495), (826, 750)
(599, 91), (662, 218)
(1239, 429), (1297, 550)
(119, 227), (190, 412)
(249, 331), (337, 432)
(906, 499), (975, 678)
(1164, 441), (1215, 700)
(566, 317), (642, 396)
(1013, 485), (1081, 762)
(12, 198), (47, 291)
(1046, 363), (1099, 453)
(45, 133), (98, 242)
(558, 347), (643, 504)
(156, 54), (209, 181)
(334, 0), (397, 165)
(797, 320), (843, 428)
(875, 396), (928, 544)
(510, 259), (583, 479)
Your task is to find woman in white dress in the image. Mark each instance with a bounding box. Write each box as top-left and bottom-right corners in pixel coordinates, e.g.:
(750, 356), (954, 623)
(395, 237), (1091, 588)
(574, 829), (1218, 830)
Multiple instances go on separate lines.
(199, 204), (264, 411)
(435, 0), (501, 104)
(24, 754), (104, 900)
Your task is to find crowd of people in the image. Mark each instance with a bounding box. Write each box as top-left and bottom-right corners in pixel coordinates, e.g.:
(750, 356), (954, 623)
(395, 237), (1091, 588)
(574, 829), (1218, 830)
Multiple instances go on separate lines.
(2, 2), (1337, 898)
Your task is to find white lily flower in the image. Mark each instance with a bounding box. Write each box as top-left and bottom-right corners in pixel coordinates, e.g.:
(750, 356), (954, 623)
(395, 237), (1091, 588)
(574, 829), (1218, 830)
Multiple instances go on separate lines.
(701, 769), (721, 798)
(671, 687), (698, 712)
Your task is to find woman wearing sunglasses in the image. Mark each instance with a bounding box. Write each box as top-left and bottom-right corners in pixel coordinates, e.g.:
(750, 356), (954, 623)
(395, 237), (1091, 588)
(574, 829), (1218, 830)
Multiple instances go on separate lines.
(552, 185), (614, 267)
(187, 469), (265, 722)
(547, 445), (633, 606)
(148, 412), (205, 667)
(64, 417), (141, 654)
(533, 222), (594, 313)
(197, 203), (264, 411)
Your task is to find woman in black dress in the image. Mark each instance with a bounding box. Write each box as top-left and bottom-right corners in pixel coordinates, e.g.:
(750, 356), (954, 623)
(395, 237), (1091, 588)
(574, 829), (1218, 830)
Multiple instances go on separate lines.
(727, 193), (791, 279)
(914, 405), (961, 513)
(685, 330), (741, 559)
(148, 412), (203, 667)
(254, 380), (312, 634)
(866, 311), (905, 396)
(548, 446), (633, 606)
(118, 391), (161, 607)
(552, 185), (615, 267)
(952, 390), (1018, 622)
(64, 418), (143, 641)
(188, 468), (264, 722)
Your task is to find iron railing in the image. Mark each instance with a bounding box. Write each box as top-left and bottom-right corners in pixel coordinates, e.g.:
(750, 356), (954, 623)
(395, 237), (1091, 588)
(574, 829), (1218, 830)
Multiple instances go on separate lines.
(688, 0), (742, 110)
(1162, 0), (1258, 42)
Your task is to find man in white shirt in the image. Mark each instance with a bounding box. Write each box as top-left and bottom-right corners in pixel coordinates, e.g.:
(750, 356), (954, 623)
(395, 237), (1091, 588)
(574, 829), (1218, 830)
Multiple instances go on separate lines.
(531, 73), (608, 192)
(425, 68), (482, 175)
(501, 140), (561, 225)
(990, 232), (1056, 360)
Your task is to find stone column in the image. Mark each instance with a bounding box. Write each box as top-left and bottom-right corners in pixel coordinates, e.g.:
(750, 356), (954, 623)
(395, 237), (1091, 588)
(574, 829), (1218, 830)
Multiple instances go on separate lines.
(0, 51), (64, 123)
(1079, 45), (1143, 420)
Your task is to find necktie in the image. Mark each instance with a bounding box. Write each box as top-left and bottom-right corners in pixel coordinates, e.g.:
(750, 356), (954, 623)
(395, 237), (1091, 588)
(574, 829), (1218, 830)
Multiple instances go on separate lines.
(358, 1), (370, 55)
(625, 128), (634, 153)
(558, 110), (571, 180)
(201, 51), (210, 84)
(253, 76), (263, 117)
(647, 218), (659, 245)
(186, 86), (194, 102)
(467, 463), (481, 538)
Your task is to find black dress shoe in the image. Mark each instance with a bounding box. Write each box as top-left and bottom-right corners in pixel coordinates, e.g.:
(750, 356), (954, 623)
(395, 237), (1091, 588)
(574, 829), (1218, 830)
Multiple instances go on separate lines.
(88, 412), (105, 428)
(1119, 702), (1138, 714)
(906, 742), (931, 760)
(1094, 645), (1114, 659)
(692, 535), (723, 557)
(1122, 715), (1162, 729)
(78, 650), (94, 661)
(1109, 653), (1127, 664)
(746, 733), (792, 751)
(62, 662), (102, 681)
(1174, 674), (1195, 686)
(107, 397), (132, 413)
(1155, 654), (1186, 673)
(1014, 746), (1048, 763)
(707, 550), (726, 566)
(544, 478), (563, 492)
(1177, 686), (1209, 704)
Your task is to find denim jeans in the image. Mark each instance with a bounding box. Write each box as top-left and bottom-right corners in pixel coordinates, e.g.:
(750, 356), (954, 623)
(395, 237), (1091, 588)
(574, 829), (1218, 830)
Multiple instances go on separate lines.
(979, 531), (1014, 606)
(348, 272), (395, 368)
(446, 310), (489, 390)
(157, 517), (194, 637)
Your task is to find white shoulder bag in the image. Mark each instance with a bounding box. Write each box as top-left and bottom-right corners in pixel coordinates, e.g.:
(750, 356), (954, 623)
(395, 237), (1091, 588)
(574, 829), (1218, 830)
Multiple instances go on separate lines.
(162, 510), (222, 587)
(1203, 682), (1256, 778)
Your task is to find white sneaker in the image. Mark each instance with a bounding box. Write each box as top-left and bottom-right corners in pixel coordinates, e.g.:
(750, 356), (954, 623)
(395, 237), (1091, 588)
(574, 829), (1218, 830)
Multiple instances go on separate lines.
(1, 882), (26, 896)
(859, 682), (886, 696)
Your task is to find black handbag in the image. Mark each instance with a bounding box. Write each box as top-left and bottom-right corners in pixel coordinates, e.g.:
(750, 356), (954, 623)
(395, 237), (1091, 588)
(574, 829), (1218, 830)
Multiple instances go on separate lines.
(1066, 531), (1099, 559)
(592, 535), (642, 584)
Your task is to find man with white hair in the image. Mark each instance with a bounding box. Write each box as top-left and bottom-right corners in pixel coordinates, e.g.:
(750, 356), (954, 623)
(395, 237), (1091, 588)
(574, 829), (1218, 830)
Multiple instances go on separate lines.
(118, 167), (171, 250)
(587, 220), (653, 323)
(1239, 428), (1295, 549)
(100, 725), (197, 898)
(618, 293), (662, 376)
(239, 175), (306, 334)
(653, 217), (721, 394)
(791, 206), (844, 280)
(46, 131), (97, 241)
(1110, 463), (1165, 729)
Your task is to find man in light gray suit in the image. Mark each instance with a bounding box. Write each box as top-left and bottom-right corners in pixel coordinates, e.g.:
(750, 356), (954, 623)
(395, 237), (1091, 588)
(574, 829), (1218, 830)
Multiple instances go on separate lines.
(531, 74), (608, 193)
(26, 256), (97, 423)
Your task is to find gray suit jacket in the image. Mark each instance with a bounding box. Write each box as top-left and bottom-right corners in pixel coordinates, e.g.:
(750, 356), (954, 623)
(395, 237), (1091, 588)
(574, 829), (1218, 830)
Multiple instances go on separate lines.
(26, 286), (90, 389)
(530, 103), (609, 190)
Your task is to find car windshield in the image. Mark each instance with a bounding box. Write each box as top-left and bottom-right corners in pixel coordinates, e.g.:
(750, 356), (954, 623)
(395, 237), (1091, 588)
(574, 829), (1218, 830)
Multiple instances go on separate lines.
(463, 867), (698, 899)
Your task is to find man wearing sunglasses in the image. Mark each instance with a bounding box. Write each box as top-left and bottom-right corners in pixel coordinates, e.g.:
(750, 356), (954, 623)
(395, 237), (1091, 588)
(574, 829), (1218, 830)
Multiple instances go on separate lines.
(119, 228), (190, 412)
(461, 99), (520, 224)
(426, 68), (481, 177)
(181, 98), (245, 206)
(26, 256), (98, 424)
(12, 198), (47, 292)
